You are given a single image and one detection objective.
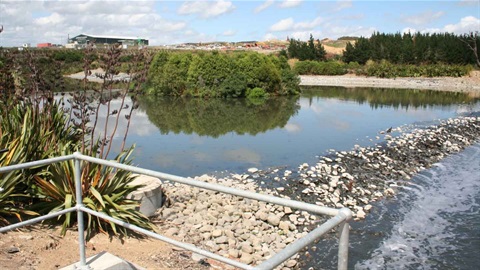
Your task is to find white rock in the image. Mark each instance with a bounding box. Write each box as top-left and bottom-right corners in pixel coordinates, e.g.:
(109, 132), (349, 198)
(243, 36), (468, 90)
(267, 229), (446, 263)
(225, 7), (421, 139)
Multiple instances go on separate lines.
(279, 221), (291, 232)
(341, 173), (354, 180)
(385, 188), (395, 196)
(240, 253), (254, 264)
(212, 229), (223, 237)
(267, 214), (281, 226)
(228, 249), (240, 258)
(285, 260), (297, 267)
(356, 209), (366, 219)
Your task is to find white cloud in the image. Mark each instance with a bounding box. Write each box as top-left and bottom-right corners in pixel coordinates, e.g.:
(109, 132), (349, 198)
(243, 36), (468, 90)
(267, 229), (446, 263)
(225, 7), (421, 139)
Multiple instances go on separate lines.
(289, 30), (323, 41)
(0, 0), (191, 46)
(284, 123), (301, 133)
(406, 16), (480, 35)
(270, 18), (295, 31)
(44, 1), (154, 15)
(443, 16), (480, 33)
(263, 33), (279, 41)
(402, 27), (417, 34)
(295, 17), (325, 29)
(334, 0), (353, 12)
(254, 0), (274, 13)
(279, 0), (302, 9)
(34, 12), (65, 26)
(177, 30), (216, 44)
(402, 11), (445, 25)
(324, 25), (376, 39)
(269, 17), (324, 32)
(177, 0), (235, 19)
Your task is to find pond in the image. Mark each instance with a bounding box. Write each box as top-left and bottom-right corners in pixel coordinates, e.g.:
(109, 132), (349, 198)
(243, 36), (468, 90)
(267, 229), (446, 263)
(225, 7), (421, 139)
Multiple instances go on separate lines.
(100, 86), (480, 177)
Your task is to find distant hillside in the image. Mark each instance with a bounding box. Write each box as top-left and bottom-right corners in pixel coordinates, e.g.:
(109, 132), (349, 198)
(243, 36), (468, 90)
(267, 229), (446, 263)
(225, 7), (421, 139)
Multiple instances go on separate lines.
(320, 38), (357, 56)
(154, 38), (356, 56)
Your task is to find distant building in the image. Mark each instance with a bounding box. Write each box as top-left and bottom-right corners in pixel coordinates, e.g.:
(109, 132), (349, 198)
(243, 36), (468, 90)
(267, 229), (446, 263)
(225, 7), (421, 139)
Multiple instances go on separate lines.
(68, 34), (149, 48)
(37, 43), (53, 48)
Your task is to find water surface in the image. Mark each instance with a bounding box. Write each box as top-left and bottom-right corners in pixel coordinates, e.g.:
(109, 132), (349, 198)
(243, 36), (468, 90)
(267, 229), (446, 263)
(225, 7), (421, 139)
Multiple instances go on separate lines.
(102, 87), (480, 176)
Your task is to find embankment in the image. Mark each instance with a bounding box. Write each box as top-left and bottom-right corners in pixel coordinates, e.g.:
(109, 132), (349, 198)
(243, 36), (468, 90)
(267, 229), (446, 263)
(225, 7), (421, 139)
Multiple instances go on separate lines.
(300, 72), (480, 96)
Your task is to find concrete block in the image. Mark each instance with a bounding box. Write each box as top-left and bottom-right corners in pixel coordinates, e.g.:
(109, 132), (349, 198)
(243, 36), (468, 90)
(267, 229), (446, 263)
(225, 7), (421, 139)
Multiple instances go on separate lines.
(60, 251), (145, 270)
(127, 174), (164, 217)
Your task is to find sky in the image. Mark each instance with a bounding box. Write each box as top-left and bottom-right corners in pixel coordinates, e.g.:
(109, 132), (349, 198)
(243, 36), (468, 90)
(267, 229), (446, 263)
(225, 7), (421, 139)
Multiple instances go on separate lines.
(0, 0), (479, 47)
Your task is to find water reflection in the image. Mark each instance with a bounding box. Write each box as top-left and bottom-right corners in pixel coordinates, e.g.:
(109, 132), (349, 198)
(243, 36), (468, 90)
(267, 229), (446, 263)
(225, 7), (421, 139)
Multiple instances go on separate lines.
(302, 86), (479, 110)
(137, 96), (301, 138)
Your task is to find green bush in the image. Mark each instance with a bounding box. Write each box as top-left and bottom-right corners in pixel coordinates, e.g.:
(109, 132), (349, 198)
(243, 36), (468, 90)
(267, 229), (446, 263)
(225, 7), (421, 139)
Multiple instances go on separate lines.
(294, 61), (347, 75)
(365, 60), (472, 78)
(246, 87), (267, 99)
(147, 51), (299, 98)
(53, 50), (84, 63)
(219, 74), (248, 98)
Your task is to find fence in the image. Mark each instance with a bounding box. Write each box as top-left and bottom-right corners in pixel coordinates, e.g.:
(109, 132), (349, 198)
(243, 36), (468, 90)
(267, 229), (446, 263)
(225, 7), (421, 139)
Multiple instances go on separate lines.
(0, 152), (352, 270)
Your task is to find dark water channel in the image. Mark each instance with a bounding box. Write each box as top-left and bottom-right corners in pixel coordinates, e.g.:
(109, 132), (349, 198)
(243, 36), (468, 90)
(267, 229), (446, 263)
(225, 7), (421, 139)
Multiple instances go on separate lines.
(98, 86), (480, 269)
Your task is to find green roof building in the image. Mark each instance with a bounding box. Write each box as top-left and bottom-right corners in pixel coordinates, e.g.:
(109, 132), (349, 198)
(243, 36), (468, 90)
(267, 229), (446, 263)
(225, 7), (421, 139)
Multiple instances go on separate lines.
(68, 34), (149, 47)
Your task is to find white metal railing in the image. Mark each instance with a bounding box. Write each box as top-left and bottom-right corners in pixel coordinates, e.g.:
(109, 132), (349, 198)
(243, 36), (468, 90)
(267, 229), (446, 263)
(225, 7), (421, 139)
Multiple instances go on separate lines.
(0, 152), (352, 270)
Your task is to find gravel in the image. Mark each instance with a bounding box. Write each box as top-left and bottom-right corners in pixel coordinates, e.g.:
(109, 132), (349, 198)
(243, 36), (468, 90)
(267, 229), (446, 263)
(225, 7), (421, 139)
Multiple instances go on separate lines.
(300, 73), (480, 94)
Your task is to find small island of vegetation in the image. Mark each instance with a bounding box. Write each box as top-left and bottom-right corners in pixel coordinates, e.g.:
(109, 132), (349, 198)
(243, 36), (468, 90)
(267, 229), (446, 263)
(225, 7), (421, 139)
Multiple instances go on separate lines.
(146, 50), (300, 99)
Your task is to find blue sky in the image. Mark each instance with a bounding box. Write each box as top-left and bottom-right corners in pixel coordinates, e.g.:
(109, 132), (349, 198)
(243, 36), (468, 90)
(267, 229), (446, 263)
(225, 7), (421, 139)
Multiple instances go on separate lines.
(0, 1), (479, 47)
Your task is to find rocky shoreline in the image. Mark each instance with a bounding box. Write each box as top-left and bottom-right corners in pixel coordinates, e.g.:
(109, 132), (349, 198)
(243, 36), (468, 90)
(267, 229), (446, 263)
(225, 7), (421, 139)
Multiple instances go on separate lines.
(300, 72), (480, 95)
(155, 115), (480, 269)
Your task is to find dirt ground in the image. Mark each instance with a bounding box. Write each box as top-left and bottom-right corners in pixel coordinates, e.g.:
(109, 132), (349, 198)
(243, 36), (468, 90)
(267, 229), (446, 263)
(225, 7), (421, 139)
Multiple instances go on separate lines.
(0, 224), (213, 270)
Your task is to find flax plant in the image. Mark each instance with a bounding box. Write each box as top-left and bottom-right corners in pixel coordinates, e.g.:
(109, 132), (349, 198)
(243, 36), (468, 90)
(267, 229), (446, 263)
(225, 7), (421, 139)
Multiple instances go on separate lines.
(32, 44), (156, 238)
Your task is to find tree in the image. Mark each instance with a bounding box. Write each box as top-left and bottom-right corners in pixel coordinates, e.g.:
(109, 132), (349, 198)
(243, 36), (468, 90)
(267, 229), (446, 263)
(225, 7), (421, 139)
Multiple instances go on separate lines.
(287, 34), (326, 61)
(314, 38), (327, 61)
(460, 31), (480, 68)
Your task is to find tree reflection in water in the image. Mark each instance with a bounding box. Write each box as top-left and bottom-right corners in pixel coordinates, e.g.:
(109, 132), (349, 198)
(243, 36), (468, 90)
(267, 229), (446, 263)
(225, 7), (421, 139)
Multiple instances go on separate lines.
(137, 96), (301, 138)
(301, 86), (479, 110)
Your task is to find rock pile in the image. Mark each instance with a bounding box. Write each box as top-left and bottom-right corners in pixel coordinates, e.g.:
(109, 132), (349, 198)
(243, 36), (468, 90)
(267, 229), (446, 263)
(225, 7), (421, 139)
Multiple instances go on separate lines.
(155, 116), (480, 268)
(155, 175), (314, 269)
(282, 116), (480, 220)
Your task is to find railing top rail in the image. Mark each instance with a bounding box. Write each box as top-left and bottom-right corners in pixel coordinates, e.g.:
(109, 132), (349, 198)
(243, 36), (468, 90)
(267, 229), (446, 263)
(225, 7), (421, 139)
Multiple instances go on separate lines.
(73, 152), (341, 217)
(0, 154), (75, 174)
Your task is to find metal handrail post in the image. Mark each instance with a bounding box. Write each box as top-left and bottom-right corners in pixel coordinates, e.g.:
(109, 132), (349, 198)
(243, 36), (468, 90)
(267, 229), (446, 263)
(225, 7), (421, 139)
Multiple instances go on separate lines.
(337, 208), (352, 270)
(74, 157), (89, 270)
(255, 213), (346, 270)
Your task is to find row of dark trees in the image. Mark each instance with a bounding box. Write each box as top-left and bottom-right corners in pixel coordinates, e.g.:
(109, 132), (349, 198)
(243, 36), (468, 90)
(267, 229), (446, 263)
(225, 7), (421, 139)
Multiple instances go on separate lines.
(285, 34), (327, 61)
(342, 32), (480, 66)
